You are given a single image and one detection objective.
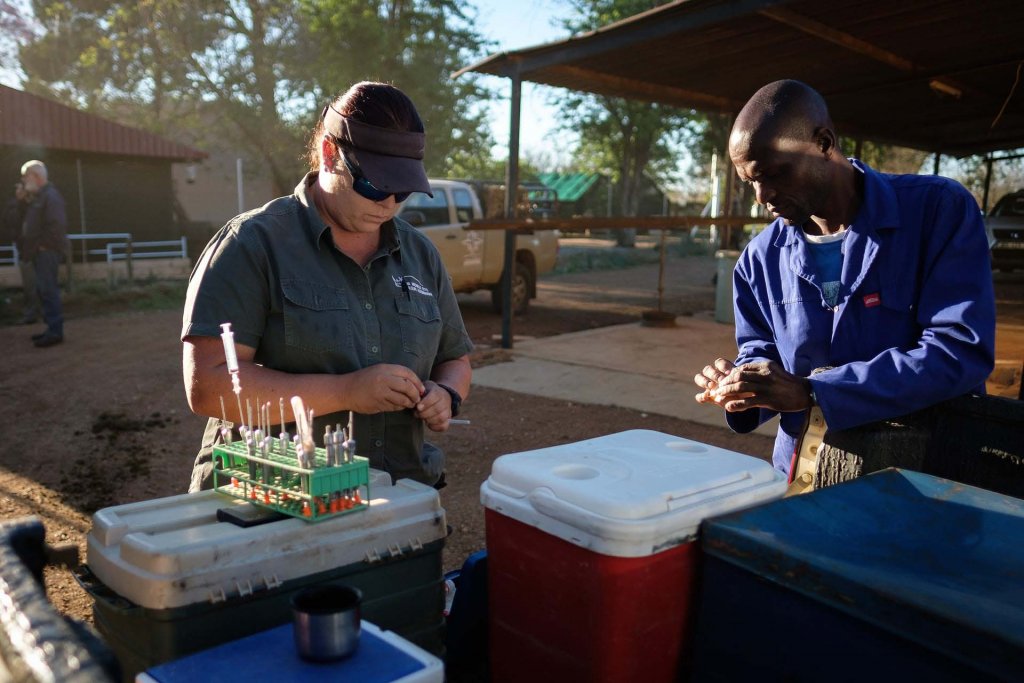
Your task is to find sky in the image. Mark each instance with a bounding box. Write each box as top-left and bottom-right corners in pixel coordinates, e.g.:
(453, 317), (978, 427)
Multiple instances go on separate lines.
(465, 0), (577, 166)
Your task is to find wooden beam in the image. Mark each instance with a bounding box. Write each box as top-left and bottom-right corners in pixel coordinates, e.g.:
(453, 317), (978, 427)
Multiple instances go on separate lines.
(759, 6), (916, 72)
(758, 6), (975, 99)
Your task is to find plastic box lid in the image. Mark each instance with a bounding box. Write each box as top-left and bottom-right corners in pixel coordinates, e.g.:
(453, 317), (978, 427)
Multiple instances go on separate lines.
(87, 470), (445, 610)
(136, 620), (442, 683)
(480, 430), (787, 557)
(701, 468), (1024, 680)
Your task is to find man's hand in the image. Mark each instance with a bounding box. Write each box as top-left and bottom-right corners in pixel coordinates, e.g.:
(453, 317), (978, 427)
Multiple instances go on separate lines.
(694, 358), (737, 404)
(346, 364), (424, 414)
(706, 360), (813, 413)
(414, 380), (452, 432)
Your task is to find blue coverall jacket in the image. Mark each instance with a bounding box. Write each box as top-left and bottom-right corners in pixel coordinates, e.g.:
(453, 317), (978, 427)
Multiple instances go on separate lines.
(726, 160), (996, 473)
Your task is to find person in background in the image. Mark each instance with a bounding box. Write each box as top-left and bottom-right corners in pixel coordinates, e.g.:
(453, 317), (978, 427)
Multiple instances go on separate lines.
(182, 81), (472, 491)
(12, 161), (67, 348)
(1, 182), (40, 325)
(693, 79), (995, 476)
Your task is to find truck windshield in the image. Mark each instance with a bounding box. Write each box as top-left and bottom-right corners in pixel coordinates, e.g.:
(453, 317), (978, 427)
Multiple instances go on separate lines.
(402, 191), (450, 226)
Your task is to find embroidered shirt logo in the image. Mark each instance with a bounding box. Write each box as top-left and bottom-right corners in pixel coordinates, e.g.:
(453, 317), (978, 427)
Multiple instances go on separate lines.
(393, 275), (434, 297)
(863, 292), (881, 308)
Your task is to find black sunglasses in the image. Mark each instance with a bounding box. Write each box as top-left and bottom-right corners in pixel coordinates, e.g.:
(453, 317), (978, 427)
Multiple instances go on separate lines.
(340, 151), (410, 203)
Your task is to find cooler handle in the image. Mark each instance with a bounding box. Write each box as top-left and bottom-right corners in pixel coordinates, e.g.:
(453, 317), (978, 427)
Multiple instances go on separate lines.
(527, 487), (618, 531)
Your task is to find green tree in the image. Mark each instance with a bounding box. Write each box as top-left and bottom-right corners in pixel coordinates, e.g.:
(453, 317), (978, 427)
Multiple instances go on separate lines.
(300, 0), (495, 178)
(17, 0), (494, 192)
(555, 0), (699, 244)
(445, 153), (544, 184)
(1, 1), (37, 78)
(19, 0), (315, 194)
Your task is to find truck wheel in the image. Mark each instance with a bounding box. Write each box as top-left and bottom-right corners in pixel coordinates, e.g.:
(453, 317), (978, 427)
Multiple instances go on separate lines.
(491, 261), (532, 315)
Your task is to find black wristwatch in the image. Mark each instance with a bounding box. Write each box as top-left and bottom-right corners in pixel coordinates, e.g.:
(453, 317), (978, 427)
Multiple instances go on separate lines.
(436, 384), (462, 417)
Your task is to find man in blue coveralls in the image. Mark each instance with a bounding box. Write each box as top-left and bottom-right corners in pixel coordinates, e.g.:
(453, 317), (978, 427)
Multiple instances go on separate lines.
(693, 79), (995, 476)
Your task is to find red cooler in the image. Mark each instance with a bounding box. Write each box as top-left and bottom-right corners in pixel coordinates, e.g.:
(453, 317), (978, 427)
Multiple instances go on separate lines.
(481, 429), (786, 682)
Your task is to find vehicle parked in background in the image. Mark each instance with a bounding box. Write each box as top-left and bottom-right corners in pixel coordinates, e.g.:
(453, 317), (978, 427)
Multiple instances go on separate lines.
(987, 190), (1024, 272)
(397, 179), (559, 314)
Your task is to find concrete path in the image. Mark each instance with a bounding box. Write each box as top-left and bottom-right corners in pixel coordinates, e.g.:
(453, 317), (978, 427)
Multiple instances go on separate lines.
(472, 310), (778, 435)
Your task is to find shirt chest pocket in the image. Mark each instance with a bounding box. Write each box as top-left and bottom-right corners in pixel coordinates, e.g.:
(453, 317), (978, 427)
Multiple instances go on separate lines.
(875, 282), (918, 337)
(838, 279), (918, 359)
(281, 279), (353, 354)
(395, 294), (442, 358)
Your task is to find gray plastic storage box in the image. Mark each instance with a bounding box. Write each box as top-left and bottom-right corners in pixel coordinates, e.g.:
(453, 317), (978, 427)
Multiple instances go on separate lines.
(81, 471), (446, 681)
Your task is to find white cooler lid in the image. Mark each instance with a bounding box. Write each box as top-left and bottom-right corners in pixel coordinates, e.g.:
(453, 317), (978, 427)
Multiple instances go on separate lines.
(480, 430), (786, 557)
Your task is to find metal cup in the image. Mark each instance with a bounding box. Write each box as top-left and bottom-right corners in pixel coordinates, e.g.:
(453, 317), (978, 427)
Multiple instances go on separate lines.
(291, 584), (362, 662)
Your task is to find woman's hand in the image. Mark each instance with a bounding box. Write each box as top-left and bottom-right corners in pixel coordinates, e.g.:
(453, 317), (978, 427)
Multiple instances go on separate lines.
(346, 364), (424, 413)
(414, 381), (452, 432)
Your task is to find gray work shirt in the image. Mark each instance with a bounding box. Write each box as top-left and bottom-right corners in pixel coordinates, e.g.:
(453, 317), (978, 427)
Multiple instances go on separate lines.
(182, 172), (473, 487)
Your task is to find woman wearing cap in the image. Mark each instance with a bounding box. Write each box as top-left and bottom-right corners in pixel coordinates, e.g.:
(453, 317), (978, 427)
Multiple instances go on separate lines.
(182, 81), (472, 490)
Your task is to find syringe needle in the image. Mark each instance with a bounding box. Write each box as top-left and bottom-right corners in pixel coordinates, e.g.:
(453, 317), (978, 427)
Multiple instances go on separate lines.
(218, 395), (233, 443)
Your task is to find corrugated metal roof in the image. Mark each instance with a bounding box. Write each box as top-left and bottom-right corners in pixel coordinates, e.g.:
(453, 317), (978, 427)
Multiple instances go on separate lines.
(457, 0), (1024, 157)
(538, 172), (602, 202)
(0, 85), (206, 161)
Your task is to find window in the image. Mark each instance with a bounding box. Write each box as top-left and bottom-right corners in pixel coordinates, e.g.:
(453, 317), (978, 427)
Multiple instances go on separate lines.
(402, 190), (450, 226)
(453, 189), (474, 223)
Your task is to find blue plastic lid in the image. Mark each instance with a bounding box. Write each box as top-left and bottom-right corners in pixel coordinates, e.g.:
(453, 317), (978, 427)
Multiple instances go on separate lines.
(142, 621), (432, 682)
(702, 469), (1024, 679)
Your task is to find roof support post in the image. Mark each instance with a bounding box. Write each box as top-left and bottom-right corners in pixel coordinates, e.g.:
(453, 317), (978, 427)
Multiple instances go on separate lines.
(932, 152), (942, 175)
(982, 154), (994, 213)
(69, 157), (88, 291)
(500, 70), (522, 349)
(720, 114), (737, 250)
(722, 154), (736, 249)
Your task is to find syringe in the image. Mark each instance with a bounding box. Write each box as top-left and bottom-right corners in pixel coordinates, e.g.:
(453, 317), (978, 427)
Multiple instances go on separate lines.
(220, 323), (246, 447)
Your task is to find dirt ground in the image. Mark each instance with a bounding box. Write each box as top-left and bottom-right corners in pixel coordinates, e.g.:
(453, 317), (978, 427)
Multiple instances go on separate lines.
(0, 250), (1021, 633)
(0, 251), (771, 626)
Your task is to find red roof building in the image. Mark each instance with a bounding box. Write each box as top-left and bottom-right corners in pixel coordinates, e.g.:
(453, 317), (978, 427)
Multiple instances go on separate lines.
(1, 85), (206, 242)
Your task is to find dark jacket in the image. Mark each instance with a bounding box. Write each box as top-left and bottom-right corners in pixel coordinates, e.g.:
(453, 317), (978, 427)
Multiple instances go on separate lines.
(17, 184), (67, 259)
(1, 198), (26, 248)
(726, 160), (995, 473)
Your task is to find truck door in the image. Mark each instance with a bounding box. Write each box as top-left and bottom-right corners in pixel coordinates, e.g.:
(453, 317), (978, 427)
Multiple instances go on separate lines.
(400, 186), (481, 289)
(451, 187), (485, 287)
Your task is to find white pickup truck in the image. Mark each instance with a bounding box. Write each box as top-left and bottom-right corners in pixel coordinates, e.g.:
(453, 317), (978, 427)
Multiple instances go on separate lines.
(396, 179), (559, 314)
(987, 189), (1024, 272)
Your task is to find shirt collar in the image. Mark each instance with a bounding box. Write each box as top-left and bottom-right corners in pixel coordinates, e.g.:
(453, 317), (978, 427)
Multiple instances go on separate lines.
(294, 171), (401, 256)
(295, 172), (331, 251)
(848, 158), (900, 232)
(775, 159), (900, 248)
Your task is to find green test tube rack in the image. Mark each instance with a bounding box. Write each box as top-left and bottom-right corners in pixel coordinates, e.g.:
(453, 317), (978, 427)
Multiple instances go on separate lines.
(212, 441), (370, 522)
